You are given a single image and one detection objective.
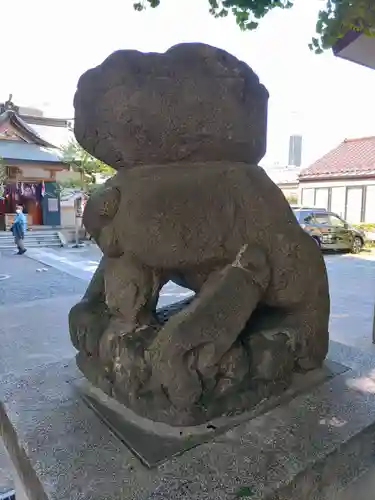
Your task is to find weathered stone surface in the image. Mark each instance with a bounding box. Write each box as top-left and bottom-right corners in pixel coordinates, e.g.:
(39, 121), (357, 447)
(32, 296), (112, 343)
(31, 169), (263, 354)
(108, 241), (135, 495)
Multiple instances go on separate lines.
(1, 344), (375, 500)
(70, 162), (330, 425)
(78, 359), (347, 468)
(0, 440), (14, 497)
(74, 43), (269, 168)
(70, 43), (330, 426)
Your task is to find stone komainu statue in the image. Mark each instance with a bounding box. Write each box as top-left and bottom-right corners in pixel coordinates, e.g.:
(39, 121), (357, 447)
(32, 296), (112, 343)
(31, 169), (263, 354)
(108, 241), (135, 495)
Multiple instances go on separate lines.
(69, 43), (330, 426)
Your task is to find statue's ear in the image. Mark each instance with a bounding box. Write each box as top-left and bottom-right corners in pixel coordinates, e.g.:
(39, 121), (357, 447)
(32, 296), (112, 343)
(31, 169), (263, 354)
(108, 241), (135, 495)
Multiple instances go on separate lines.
(83, 186), (121, 235)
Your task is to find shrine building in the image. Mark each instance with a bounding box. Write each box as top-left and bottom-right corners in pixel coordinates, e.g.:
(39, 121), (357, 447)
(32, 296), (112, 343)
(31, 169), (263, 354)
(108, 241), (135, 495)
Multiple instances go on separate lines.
(0, 96), (72, 230)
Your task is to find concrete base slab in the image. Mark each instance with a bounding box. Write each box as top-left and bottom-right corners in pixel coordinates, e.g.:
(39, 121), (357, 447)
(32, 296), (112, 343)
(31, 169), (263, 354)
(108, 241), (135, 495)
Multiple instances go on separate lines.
(338, 464), (375, 500)
(0, 441), (14, 499)
(2, 343), (375, 500)
(78, 360), (347, 468)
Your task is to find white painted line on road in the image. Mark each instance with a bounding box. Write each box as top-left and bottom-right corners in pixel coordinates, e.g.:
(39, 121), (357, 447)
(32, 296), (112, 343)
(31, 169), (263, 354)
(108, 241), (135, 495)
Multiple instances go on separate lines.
(160, 292), (193, 298)
(25, 249), (195, 305)
(0, 274), (10, 281)
(25, 249), (94, 281)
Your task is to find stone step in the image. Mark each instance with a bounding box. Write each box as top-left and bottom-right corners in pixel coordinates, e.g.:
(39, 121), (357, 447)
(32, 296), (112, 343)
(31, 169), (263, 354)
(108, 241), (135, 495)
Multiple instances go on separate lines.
(0, 235), (61, 242)
(0, 243), (62, 250)
(0, 241), (60, 245)
(0, 231), (63, 249)
(0, 230), (57, 240)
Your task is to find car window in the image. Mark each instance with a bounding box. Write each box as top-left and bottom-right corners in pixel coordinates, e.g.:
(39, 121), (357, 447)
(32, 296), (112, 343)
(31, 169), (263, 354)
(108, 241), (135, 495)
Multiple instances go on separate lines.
(303, 214), (313, 223)
(313, 213), (330, 225)
(292, 210), (301, 221)
(293, 210), (312, 222)
(328, 214), (346, 227)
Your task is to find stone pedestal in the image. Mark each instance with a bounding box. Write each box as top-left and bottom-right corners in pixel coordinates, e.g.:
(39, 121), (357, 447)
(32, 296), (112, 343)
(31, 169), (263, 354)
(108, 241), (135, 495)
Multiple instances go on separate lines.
(0, 441), (15, 500)
(2, 341), (375, 500)
(70, 43), (330, 428)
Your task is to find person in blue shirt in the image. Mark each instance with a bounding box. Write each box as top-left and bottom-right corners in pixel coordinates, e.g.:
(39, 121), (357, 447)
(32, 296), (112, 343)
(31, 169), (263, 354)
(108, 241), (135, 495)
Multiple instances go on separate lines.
(10, 204), (27, 255)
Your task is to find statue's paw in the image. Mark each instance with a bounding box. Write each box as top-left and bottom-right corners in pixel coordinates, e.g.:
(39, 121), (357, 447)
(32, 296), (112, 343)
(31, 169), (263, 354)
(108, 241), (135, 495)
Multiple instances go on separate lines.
(69, 300), (110, 356)
(148, 347), (202, 410)
(246, 328), (295, 382)
(214, 343), (250, 398)
(98, 317), (158, 366)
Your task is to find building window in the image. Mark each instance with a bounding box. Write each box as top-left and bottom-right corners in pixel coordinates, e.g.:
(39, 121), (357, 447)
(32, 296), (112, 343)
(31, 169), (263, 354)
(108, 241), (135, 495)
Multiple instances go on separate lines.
(301, 188), (314, 206)
(330, 187), (346, 218)
(315, 188), (329, 210)
(346, 187), (363, 223)
(365, 186), (375, 222)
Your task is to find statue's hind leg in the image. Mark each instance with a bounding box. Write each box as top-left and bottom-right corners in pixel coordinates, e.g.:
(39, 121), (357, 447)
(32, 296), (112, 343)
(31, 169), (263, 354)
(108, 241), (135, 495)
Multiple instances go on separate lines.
(286, 306), (329, 370)
(148, 245), (271, 410)
(243, 302), (329, 376)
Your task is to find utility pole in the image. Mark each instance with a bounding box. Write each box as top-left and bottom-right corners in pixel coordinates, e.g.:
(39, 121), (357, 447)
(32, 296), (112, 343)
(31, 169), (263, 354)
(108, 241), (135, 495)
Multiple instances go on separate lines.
(72, 196), (83, 249)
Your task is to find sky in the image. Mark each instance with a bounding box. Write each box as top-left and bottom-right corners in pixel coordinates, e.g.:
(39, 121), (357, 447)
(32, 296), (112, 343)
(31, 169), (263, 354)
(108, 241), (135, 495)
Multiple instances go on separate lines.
(2, 0), (375, 167)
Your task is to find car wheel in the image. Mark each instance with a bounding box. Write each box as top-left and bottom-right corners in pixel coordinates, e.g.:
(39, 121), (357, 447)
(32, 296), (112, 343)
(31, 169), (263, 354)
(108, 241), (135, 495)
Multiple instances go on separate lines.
(312, 236), (321, 248)
(351, 237), (363, 254)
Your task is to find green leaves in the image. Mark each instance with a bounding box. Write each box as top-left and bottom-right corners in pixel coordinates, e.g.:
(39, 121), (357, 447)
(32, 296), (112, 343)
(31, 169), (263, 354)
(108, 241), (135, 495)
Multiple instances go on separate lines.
(61, 140), (114, 177)
(135, 0), (375, 53)
(60, 140), (115, 194)
(310, 0), (375, 53)
(0, 157), (6, 188)
(0, 158), (5, 198)
(133, 0), (159, 10)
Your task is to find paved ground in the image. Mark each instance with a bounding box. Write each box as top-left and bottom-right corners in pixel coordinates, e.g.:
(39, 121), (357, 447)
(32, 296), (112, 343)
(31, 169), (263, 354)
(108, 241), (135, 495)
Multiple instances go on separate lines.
(0, 250), (89, 496)
(0, 244), (373, 376)
(24, 245), (194, 308)
(23, 245), (375, 353)
(0, 251), (86, 378)
(0, 245), (374, 496)
(325, 251), (375, 351)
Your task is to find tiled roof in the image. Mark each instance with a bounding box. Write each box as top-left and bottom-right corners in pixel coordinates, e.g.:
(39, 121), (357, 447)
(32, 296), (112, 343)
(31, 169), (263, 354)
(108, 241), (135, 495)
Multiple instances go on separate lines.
(300, 136), (375, 180)
(0, 110), (54, 148)
(32, 124), (74, 148)
(0, 139), (65, 164)
(60, 188), (86, 203)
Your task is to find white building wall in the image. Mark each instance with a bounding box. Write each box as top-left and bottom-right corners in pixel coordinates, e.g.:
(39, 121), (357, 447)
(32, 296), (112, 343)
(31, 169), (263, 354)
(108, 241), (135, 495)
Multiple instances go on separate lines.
(60, 207), (76, 227)
(299, 178), (375, 223)
(19, 166), (48, 178)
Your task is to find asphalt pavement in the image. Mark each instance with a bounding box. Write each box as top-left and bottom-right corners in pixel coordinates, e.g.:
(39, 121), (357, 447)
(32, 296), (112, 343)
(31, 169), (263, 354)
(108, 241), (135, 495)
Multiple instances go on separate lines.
(0, 244), (374, 378)
(0, 245), (374, 496)
(324, 252), (375, 351)
(23, 245), (194, 308)
(19, 244), (375, 354)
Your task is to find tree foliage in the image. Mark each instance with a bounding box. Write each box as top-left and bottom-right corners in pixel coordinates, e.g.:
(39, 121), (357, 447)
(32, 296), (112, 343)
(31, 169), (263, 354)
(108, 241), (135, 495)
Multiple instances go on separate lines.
(0, 157), (6, 198)
(134, 0), (375, 53)
(0, 158), (6, 182)
(56, 177), (101, 197)
(60, 140), (115, 196)
(61, 140), (115, 184)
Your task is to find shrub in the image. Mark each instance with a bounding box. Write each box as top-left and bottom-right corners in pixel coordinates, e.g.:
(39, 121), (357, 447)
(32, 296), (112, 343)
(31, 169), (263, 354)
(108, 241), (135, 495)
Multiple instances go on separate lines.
(352, 223), (375, 232)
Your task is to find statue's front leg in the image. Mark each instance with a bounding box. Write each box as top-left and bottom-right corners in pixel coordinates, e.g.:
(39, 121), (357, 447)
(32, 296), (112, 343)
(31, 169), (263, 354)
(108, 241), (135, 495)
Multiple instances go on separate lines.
(69, 256), (110, 357)
(98, 254), (163, 365)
